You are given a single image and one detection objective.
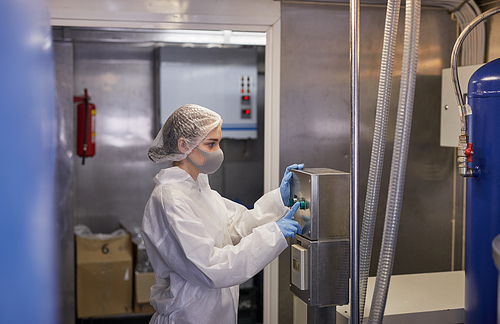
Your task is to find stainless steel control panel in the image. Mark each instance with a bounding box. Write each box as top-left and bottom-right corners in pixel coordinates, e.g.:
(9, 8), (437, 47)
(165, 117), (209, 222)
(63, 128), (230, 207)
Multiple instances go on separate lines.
(290, 168), (349, 241)
(289, 168), (350, 307)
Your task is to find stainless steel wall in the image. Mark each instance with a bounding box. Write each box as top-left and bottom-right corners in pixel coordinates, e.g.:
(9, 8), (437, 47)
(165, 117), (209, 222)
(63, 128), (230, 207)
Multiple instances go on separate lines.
(483, 1), (500, 61)
(72, 42), (163, 234)
(53, 41), (76, 324)
(279, 3), (460, 322)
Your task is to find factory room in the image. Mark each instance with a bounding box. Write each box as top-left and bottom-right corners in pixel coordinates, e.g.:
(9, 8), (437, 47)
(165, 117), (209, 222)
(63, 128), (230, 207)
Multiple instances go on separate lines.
(3, 0), (500, 323)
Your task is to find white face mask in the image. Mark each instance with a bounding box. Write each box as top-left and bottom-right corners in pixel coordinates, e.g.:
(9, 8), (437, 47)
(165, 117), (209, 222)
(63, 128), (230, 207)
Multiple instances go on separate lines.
(187, 147), (224, 174)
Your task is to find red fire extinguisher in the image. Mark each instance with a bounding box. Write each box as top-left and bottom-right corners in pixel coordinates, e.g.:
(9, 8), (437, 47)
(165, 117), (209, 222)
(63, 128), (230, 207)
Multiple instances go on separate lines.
(74, 89), (95, 165)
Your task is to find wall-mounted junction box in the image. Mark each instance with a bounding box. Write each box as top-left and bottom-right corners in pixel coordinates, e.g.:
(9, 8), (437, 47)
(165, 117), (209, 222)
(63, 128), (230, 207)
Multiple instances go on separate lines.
(441, 64), (483, 147)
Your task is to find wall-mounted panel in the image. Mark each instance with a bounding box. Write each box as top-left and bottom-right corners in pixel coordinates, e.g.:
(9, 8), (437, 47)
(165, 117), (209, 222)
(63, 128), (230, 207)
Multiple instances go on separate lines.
(160, 47), (259, 139)
(440, 64), (483, 147)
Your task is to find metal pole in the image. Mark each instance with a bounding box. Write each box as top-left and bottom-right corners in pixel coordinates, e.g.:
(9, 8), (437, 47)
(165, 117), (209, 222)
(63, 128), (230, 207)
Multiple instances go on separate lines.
(152, 46), (162, 138)
(349, 0), (360, 322)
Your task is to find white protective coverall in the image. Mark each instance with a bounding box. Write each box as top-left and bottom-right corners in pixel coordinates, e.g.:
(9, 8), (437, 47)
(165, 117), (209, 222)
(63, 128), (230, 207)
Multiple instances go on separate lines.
(142, 167), (289, 324)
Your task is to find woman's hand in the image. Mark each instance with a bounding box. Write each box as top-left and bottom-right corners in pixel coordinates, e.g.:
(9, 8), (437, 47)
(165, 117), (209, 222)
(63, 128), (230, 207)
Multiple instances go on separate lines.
(276, 202), (302, 238)
(279, 163), (305, 206)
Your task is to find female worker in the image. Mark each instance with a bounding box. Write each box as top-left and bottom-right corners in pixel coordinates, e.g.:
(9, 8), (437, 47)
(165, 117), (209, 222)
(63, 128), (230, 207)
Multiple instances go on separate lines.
(142, 104), (303, 324)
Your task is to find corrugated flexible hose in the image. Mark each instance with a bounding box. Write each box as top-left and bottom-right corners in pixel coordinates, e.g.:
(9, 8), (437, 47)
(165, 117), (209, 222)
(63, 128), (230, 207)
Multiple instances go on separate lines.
(358, 0), (401, 321)
(367, 0), (421, 323)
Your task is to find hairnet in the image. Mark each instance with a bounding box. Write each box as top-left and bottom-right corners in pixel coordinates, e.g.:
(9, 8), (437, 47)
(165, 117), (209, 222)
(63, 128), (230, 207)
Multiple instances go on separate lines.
(148, 104), (222, 164)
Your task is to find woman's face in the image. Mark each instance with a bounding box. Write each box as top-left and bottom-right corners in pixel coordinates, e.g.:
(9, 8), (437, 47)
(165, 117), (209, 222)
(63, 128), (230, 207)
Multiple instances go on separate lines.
(188, 125), (222, 164)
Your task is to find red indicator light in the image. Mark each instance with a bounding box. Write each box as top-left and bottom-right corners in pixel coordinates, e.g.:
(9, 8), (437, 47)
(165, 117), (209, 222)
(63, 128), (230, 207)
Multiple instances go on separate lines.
(243, 95), (249, 100)
(241, 89), (244, 93)
(245, 109), (250, 115)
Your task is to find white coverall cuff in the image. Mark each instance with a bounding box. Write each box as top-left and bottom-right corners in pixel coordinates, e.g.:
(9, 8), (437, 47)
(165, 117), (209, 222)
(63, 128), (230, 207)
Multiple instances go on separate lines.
(266, 221), (289, 247)
(271, 188), (290, 220)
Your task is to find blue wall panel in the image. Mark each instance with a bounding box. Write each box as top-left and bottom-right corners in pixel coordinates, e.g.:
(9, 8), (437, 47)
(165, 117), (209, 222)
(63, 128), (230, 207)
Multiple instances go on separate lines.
(0, 0), (58, 323)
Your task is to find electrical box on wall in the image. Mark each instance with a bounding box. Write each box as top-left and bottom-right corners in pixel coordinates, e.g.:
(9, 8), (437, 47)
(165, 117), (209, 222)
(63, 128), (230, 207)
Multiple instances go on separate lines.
(441, 64), (483, 147)
(160, 47), (258, 139)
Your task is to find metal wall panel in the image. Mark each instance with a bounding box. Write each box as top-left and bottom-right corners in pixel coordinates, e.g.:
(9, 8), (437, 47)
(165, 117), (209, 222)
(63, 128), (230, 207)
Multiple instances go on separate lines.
(73, 42), (163, 233)
(485, 4), (500, 62)
(53, 41), (76, 324)
(279, 3), (459, 323)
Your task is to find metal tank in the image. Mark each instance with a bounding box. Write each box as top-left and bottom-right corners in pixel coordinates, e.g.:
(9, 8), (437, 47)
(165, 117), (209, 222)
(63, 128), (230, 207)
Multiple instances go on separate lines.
(466, 57), (500, 323)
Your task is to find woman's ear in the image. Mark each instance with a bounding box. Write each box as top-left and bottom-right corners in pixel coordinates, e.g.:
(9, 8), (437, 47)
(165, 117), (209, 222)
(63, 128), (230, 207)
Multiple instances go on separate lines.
(178, 138), (189, 154)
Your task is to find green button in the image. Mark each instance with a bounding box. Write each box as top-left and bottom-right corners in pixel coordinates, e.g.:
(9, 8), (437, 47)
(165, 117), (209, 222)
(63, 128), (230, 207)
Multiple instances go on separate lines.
(300, 200), (305, 209)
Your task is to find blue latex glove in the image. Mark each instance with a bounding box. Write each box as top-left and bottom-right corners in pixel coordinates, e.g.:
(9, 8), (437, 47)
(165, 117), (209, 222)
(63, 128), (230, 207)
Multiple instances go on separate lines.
(280, 163), (305, 206)
(301, 215), (311, 235)
(277, 202), (302, 238)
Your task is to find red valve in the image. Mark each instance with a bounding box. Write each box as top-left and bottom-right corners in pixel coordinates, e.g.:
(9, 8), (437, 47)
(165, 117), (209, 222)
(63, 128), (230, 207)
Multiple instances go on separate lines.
(465, 143), (474, 162)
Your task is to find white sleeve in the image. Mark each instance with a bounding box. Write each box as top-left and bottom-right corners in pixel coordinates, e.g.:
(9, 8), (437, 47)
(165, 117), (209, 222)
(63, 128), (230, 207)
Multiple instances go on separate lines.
(160, 188), (289, 289)
(216, 188), (290, 244)
(142, 192), (215, 288)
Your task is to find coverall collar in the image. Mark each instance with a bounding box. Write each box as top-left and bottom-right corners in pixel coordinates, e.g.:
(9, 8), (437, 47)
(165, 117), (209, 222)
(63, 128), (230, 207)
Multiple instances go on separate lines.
(154, 167), (210, 189)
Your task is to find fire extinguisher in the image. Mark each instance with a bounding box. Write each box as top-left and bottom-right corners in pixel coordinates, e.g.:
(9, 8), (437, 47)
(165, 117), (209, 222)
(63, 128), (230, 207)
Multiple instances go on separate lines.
(74, 89), (95, 165)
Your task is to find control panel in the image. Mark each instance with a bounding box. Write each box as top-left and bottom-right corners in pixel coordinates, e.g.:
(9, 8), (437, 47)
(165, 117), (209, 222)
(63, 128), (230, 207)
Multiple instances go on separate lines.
(289, 168), (350, 308)
(160, 47), (258, 139)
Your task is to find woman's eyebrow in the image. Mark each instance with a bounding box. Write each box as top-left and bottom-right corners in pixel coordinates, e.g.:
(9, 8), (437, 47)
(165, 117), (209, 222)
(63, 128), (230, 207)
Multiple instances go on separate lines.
(206, 137), (220, 142)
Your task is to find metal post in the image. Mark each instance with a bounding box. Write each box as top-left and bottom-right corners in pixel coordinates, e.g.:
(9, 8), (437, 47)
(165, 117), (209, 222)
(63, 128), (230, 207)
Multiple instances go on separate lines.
(349, 0), (360, 323)
(152, 46), (162, 137)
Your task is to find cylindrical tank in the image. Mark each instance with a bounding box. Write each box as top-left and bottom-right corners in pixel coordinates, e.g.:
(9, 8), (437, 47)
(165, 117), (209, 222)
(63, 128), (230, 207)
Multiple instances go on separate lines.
(466, 57), (500, 323)
(492, 234), (500, 324)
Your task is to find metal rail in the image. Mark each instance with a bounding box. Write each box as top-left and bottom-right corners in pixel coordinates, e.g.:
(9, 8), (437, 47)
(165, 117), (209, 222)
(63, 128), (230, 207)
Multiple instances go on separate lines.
(349, 0), (360, 322)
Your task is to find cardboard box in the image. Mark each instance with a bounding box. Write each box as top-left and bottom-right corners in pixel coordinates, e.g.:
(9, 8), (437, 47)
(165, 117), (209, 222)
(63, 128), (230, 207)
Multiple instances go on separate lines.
(76, 233), (133, 318)
(134, 271), (155, 314)
(134, 300), (155, 314)
(135, 272), (155, 304)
